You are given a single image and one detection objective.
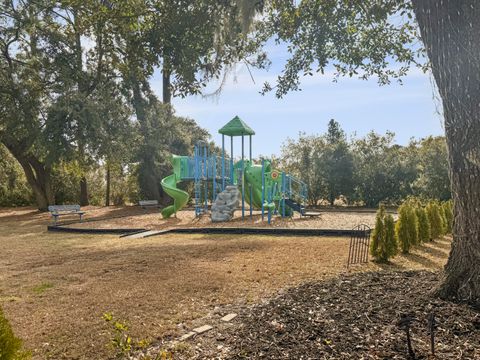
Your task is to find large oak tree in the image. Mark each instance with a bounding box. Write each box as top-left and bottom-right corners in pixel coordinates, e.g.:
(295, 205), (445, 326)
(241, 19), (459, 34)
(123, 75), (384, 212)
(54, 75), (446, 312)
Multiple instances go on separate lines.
(412, 0), (480, 305)
(0, 0), (130, 209)
(1, 1), (263, 205)
(262, 0), (479, 305)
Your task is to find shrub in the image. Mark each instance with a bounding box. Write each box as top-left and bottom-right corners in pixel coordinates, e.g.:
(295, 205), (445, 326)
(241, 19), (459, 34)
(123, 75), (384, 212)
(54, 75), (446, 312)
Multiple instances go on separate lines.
(426, 201), (444, 239)
(384, 213), (397, 255)
(438, 203), (448, 235)
(395, 202), (418, 253)
(0, 306), (30, 360)
(51, 161), (106, 206)
(103, 313), (150, 359)
(416, 206), (431, 243)
(443, 200), (454, 233)
(410, 205), (419, 245)
(370, 206), (385, 260)
(370, 205), (397, 262)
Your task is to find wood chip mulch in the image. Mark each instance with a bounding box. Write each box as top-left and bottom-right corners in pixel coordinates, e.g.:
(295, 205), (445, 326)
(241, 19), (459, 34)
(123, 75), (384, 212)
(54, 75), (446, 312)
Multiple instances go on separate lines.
(178, 271), (479, 359)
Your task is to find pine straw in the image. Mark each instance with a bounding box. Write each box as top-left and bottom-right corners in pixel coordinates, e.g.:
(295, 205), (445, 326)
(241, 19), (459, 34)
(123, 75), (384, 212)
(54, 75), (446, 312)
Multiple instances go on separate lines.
(61, 207), (381, 231)
(169, 271), (479, 360)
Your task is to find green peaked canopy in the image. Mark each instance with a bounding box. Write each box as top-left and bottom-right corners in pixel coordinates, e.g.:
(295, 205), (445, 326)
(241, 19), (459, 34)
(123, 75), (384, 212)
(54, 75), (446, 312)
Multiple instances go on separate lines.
(218, 116), (255, 136)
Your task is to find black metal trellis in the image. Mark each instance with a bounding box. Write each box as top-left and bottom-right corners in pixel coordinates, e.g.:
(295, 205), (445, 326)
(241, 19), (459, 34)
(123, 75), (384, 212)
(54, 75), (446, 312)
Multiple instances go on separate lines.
(347, 224), (371, 268)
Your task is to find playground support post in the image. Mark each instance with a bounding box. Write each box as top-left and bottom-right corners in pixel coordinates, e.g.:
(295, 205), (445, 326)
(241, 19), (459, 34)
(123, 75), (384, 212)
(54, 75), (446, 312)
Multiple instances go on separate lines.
(248, 135), (252, 220)
(289, 176), (295, 216)
(267, 186), (272, 225)
(249, 135), (252, 161)
(241, 134), (245, 219)
(194, 144), (200, 216)
(250, 184), (253, 219)
(261, 159), (265, 221)
(213, 156), (216, 200)
(230, 136), (234, 185)
(204, 182), (207, 213)
(204, 144), (208, 212)
(282, 172), (286, 218)
(272, 183), (278, 215)
(222, 135), (225, 190)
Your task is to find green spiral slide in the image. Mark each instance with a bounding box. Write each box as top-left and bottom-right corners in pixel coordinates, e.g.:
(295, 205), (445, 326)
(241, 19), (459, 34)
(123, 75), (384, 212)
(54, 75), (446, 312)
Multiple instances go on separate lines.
(160, 155), (189, 219)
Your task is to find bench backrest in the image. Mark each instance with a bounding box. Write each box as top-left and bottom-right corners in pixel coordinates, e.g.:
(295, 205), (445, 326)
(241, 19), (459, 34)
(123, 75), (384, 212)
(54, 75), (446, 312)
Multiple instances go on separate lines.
(48, 205), (81, 213)
(139, 200), (159, 206)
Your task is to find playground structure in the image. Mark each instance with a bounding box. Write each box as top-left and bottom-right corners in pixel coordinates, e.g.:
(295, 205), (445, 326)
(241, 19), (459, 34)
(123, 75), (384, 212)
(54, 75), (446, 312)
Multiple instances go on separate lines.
(160, 116), (309, 223)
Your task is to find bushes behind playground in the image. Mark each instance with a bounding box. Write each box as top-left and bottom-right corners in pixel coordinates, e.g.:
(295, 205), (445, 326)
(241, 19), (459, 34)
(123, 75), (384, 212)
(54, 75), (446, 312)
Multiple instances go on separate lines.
(280, 127), (450, 208)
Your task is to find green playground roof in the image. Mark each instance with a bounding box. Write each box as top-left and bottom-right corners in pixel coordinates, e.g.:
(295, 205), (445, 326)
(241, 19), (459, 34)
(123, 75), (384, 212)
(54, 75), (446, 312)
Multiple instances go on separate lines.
(218, 116), (255, 136)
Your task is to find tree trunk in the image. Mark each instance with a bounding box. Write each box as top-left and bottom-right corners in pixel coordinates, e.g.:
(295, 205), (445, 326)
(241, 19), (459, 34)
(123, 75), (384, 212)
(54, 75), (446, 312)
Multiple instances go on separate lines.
(13, 152), (54, 211)
(80, 176), (89, 206)
(131, 78), (162, 201)
(73, 11), (90, 208)
(162, 67), (172, 104)
(138, 161), (161, 201)
(105, 163), (111, 207)
(329, 193), (335, 206)
(412, 0), (480, 305)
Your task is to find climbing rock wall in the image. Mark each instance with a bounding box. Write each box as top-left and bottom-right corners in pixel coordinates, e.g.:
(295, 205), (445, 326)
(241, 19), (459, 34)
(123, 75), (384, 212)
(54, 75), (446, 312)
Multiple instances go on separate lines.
(211, 186), (240, 222)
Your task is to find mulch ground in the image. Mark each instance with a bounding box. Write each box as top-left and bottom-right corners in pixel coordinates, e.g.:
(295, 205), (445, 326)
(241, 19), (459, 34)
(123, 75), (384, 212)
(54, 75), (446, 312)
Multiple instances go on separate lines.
(169, 271), (479, 359)
(61, 207), (383, 231)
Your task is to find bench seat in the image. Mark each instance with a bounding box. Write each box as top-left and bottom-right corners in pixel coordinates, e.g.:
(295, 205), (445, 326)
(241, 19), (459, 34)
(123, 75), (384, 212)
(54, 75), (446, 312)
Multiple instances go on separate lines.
(139, 200), (161, 210)
(48, 205), (85, 225)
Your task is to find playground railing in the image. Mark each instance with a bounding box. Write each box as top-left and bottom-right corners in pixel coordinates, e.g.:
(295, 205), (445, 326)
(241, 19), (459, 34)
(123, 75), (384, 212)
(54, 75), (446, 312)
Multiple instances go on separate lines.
(285, 174), (308, 203)
(182, 156), (232, 183)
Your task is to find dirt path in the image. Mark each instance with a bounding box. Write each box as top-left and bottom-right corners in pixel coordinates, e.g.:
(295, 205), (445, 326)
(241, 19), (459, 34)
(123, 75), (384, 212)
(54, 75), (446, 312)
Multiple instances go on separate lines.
(0, 207), (449, 359)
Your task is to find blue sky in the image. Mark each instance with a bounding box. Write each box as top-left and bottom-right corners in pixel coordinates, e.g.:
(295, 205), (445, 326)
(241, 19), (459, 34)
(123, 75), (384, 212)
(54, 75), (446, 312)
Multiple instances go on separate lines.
(150, 44), (444, 158)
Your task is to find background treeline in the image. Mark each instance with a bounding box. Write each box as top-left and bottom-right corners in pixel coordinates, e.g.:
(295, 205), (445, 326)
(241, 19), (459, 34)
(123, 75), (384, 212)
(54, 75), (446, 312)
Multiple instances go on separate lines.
(0, 115), (210, 207)
(0, 117), (451, 208)
(280, 120), (450, 207)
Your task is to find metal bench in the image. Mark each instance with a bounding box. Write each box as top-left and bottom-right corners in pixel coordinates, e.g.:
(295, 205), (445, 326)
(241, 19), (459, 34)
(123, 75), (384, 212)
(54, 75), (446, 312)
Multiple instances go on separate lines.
(139, 200), (161, 211)
(48, 205), (85, 225)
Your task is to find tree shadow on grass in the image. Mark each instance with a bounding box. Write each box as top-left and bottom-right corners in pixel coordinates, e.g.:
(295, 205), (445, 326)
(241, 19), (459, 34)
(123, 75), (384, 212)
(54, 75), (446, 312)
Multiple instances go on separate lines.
(14, 234), (270, 272)
(0, 206), (159, 228)
(372, 260), (408, 271)
(416, 244), (450, 259)
(428, 237), (452, 251)
(0, 207), (46, 224)
(402, 252), (442, 270)
(64, 206), (160, 224)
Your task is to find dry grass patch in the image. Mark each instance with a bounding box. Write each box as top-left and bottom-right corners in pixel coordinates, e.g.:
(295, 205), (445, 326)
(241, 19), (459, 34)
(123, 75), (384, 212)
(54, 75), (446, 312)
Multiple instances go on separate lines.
(0, 207), (450, 360)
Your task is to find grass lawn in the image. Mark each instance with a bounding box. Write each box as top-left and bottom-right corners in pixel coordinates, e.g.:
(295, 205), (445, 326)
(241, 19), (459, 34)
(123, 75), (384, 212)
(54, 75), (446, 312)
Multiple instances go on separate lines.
(0, 207), (451, 359)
